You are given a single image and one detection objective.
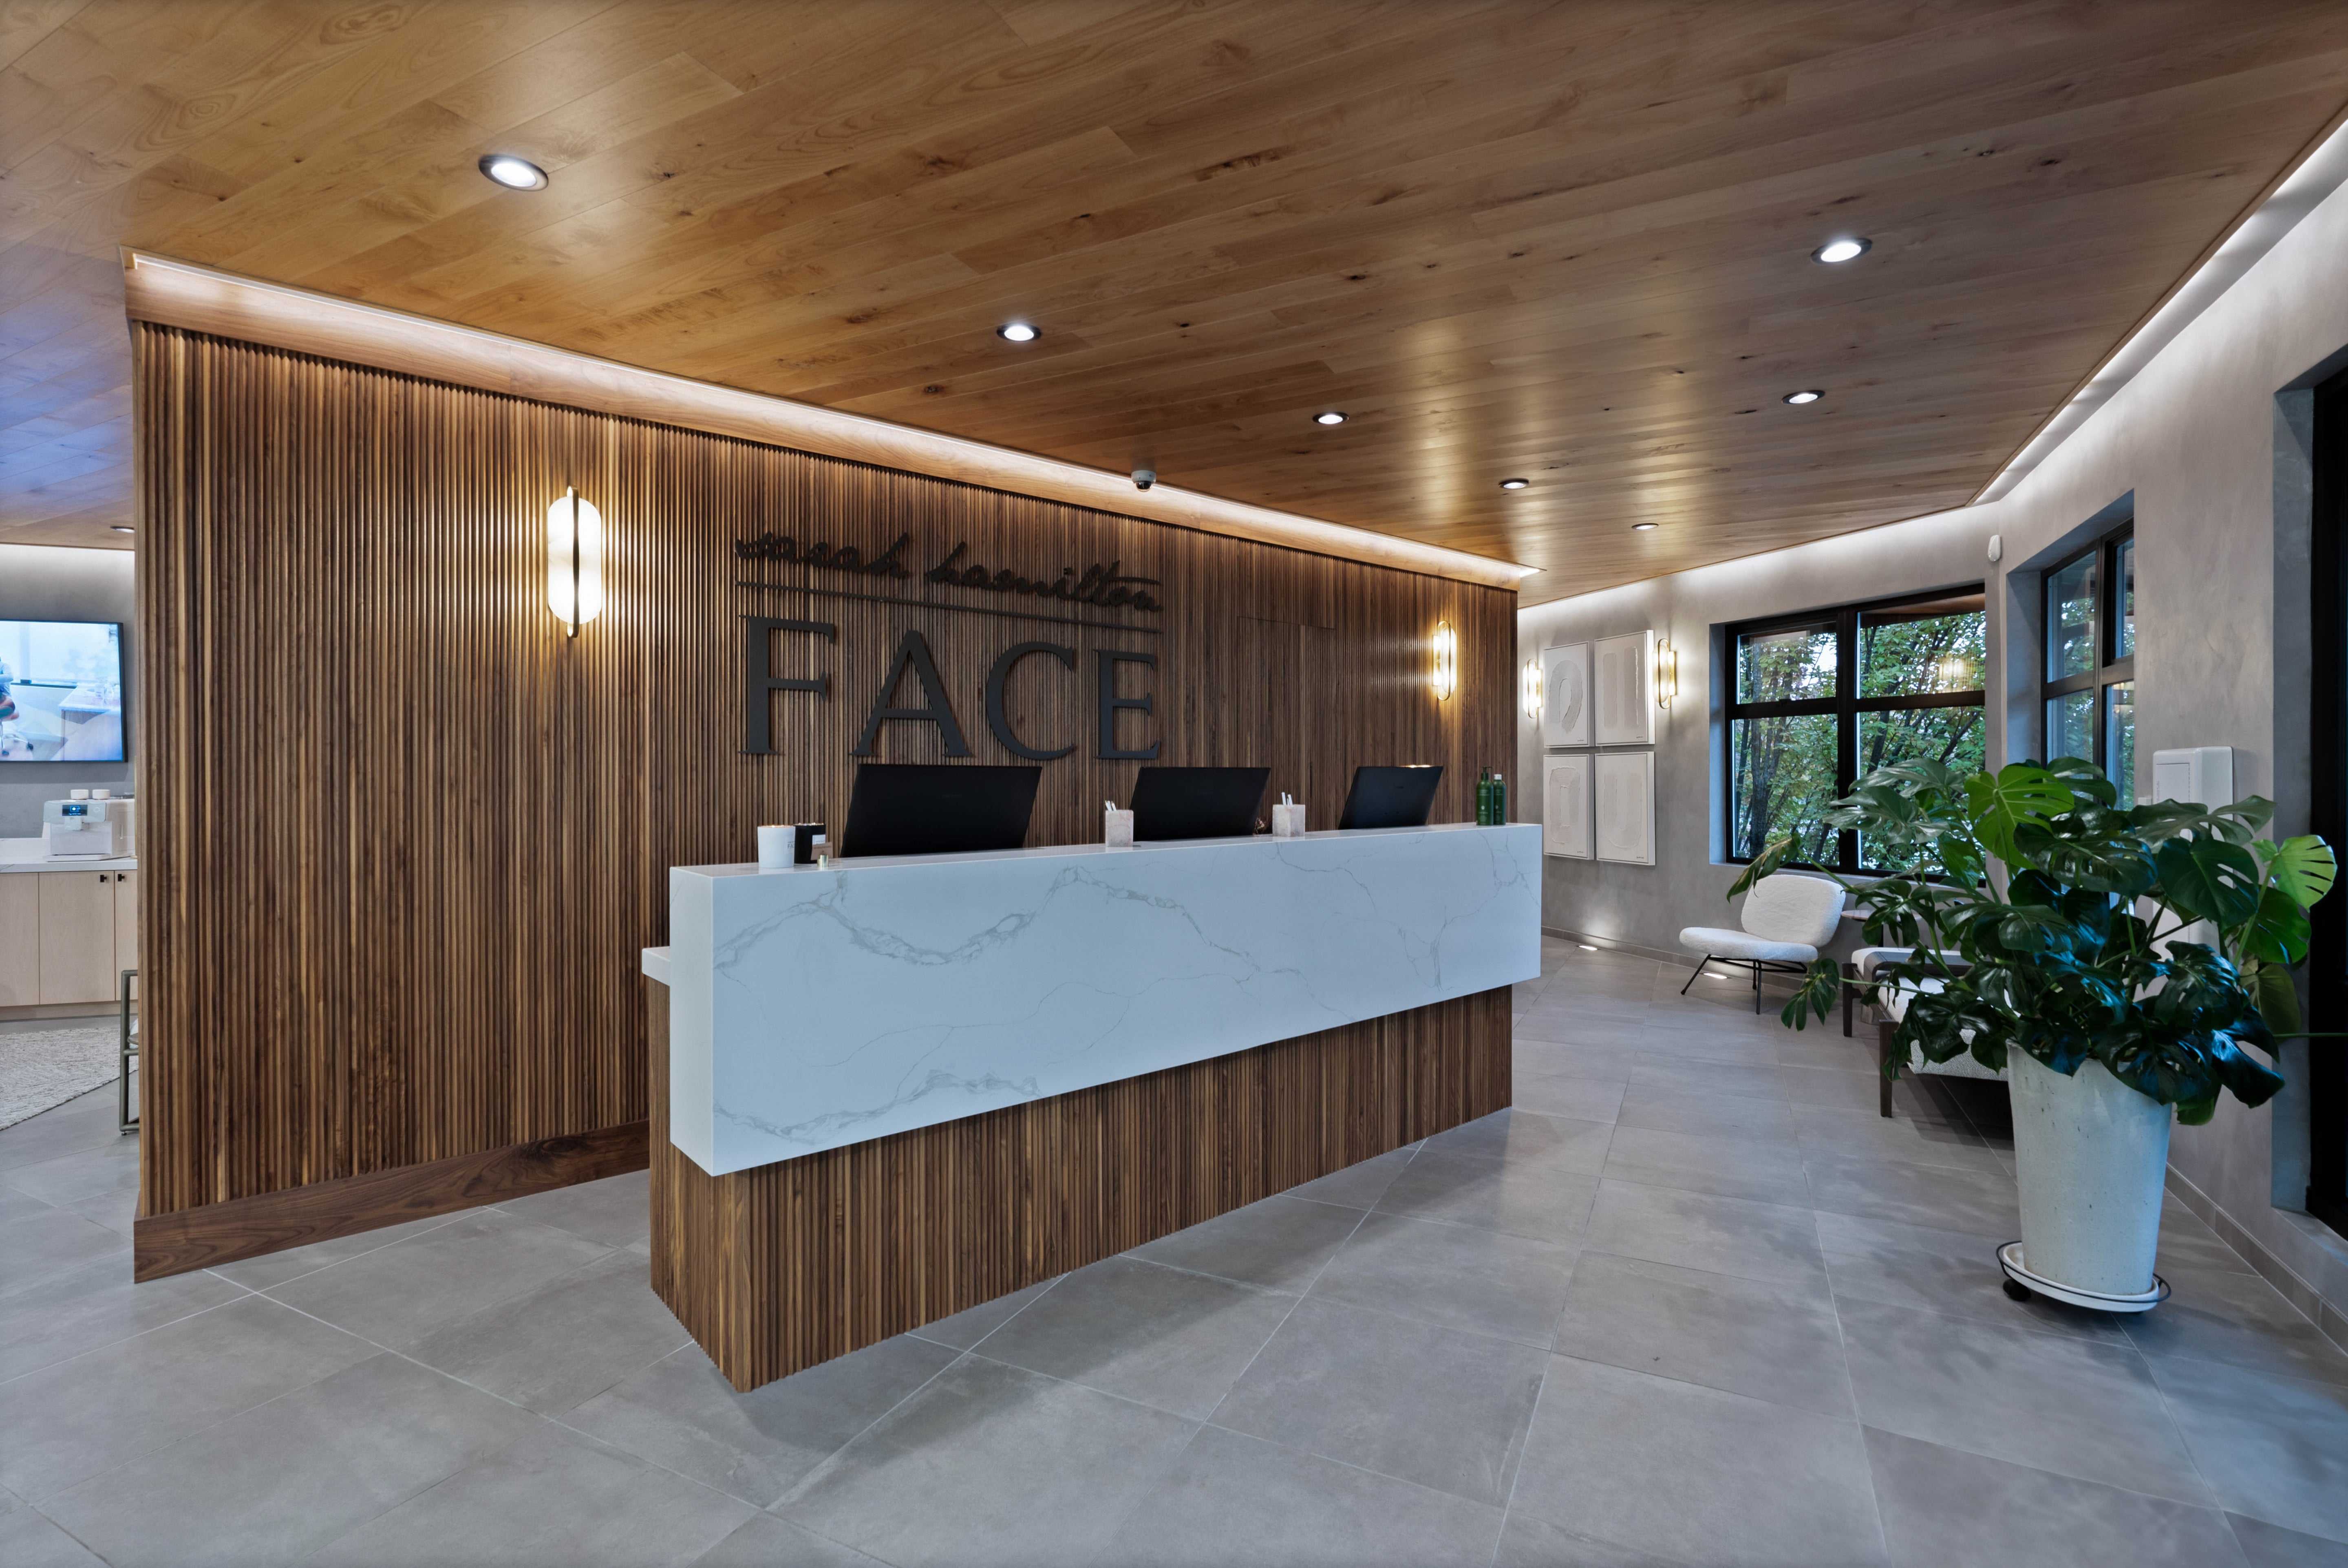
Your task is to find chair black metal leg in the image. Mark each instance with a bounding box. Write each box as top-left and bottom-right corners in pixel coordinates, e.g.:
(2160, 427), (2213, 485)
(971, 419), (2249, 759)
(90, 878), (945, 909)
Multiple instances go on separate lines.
(1680, 957), (1710, 996)
(1842, 962), (1855, 1038)
(1753, 961), (1763, 1013)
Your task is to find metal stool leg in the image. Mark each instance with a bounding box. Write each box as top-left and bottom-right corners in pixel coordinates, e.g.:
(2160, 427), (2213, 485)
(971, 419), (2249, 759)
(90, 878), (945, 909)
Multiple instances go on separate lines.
(1681, 956), (1711, 996)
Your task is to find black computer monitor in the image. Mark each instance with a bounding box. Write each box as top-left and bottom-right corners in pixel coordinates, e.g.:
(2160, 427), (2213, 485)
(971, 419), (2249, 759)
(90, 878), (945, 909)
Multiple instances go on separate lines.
(841, 763), (1042, 857)
(1130, 765), (1270, 841)
(1339, 765), (1444, 829)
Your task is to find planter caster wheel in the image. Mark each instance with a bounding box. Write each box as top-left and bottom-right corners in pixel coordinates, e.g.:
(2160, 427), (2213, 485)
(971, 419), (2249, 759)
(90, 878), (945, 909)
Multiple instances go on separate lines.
(2002, 1279), (2032, 1303)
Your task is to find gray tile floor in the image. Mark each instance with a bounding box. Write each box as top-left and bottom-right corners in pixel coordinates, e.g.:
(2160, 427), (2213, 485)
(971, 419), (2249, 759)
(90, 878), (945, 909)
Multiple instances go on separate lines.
(4, 941), (2347, 1566)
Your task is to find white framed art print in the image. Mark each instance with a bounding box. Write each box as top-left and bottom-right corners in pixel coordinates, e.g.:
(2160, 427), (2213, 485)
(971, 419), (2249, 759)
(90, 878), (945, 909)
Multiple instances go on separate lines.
(1540, 642), (1590, 748)
(1593, 631), (1653, 746)
(1543, 754), (1591, 859)
(1594, 749), (1655, 864)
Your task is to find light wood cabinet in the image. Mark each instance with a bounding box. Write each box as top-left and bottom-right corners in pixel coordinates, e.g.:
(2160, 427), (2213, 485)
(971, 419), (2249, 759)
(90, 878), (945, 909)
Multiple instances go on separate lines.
(1, 870), (139, 1008)
(0, 876), (37, 1007)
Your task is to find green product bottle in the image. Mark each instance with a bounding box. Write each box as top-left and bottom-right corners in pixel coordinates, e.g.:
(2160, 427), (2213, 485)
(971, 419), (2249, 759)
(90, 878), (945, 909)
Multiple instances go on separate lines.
(1492, 771), (1506, 825)
(1476, 766), (1492, 826)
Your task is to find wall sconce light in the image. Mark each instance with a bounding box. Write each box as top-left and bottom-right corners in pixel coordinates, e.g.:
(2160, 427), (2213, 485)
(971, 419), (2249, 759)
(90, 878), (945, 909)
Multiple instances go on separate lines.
(1430, 622), (1458, 701)
(1521, 657), (1542, 720)
(1937, 655), (1971, 688)
(547, 487), (605, 637)
(1654, 638), (1678, 709)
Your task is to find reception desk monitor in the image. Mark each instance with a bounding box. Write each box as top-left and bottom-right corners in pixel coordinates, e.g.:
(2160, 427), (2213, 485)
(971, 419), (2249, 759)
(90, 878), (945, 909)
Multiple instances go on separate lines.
(841, 763), (1042, 857)
(1340, 765), (1445, 829)
(1130, 765), (1271, 841)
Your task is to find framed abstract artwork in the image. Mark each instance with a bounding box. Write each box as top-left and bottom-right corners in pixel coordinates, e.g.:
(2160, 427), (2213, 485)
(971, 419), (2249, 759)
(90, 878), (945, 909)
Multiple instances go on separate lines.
(1540, 642), (1590, 748)
(1594, 749), (1655, 865)
(1593, 630), (1654, 746)
(1543, 754), (1591, 858)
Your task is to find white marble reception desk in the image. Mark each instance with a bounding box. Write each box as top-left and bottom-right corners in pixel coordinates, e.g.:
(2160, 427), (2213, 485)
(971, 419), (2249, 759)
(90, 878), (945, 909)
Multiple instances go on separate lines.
(648, 823), (1539, 1176)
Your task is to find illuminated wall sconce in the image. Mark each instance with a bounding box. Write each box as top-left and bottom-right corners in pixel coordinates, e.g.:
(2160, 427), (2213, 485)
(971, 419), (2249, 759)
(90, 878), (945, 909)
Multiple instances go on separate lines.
(547, 487), (605, 637)
(1653, 638), (1678, 709)
(1430, 622), (1458, 701)
(1521, 657), (1543, 720)
(1937, 655), (1971, 688)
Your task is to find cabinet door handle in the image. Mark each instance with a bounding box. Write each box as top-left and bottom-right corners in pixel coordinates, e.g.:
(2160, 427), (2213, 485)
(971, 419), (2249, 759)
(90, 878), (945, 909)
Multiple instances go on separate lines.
(97, 874), (108, 883)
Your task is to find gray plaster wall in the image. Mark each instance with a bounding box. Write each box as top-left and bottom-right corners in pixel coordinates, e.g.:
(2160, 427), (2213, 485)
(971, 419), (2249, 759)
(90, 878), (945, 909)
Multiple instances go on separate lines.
(1517, 176), (2348, 1327)
(0, 544), (135, 839)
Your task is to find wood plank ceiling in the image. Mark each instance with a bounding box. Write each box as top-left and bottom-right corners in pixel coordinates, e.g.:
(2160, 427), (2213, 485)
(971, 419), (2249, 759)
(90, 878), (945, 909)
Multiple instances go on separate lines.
(4, 0), (2345, 601)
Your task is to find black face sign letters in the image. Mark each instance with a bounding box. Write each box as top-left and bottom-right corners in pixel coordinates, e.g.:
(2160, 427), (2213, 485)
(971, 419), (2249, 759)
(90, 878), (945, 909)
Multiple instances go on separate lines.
(734, 531), (1163, 613)
(743, 622), (1157, 762)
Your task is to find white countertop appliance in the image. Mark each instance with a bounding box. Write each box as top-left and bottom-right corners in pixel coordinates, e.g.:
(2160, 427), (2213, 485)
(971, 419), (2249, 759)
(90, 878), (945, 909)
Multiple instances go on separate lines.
(42, 796), (123, 859)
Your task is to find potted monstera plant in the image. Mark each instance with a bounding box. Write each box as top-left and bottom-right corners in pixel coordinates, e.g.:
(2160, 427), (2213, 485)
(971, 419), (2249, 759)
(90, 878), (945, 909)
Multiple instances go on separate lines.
(1733, 756), (2334, 1308)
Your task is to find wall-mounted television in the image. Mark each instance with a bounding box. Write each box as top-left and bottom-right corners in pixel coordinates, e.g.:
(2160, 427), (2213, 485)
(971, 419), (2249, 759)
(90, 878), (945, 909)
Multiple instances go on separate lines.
(0, 620), (124, 762)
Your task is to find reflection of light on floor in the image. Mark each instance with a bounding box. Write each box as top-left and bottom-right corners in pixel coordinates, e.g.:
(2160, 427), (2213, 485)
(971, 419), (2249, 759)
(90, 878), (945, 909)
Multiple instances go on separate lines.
(1578, 944), (1597, 951)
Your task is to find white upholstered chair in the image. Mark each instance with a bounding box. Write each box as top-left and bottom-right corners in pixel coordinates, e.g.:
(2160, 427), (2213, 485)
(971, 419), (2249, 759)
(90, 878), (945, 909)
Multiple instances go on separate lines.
(1850, 946), (2005, 1115)
(1678, 873), (1846, 1013)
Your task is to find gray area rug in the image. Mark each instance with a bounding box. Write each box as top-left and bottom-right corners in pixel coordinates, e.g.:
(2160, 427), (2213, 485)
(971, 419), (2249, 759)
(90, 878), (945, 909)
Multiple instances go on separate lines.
(0, 1027), (119, 1129)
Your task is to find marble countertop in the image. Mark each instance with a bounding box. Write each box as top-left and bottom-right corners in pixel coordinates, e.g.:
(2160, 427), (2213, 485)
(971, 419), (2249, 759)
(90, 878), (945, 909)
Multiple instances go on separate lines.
(0, 837), (135, 874)
(653, 823), (1540, 1175)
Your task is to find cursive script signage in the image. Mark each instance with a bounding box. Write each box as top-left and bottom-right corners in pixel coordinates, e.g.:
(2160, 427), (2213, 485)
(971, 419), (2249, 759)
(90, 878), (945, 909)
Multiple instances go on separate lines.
(736, 531), (1162, 612)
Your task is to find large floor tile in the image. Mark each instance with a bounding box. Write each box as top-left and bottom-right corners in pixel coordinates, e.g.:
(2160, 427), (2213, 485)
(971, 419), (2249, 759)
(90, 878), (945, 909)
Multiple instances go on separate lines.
(0, 1139), (139, 1208)
(1515, 1039), (1638, 1083)
(1792, 1101), (2005, 1174)
(1598, 1123), (1812, 1207)
(1126, 1194), (1363, 1293)
(1490, 1511), (1686, 1568)
(0, 1095), (124, 1175)
(905, 1277), (1057, 1350)
(308, 1423), (755, 1567)
(1865, 1426), (2250, 1568)
(1815, 1209), (2131, 1345)
(0, 1206), (124, 1296)
(492, 1167), (652, 1248)
(1371, 1145), (1600, 1244)
(568, 1335), (960, 1508)
(401, 1249), (689, 1413)
(0, 1508), (104, 1568)
(1615, 1085), (1799, 1145)
(0, 1294), (373, 1500)
(1626, 1058), (1785, 1104)
(1282, 1145), (1417, 1210)
(0, 1253), (249, 1382)
(973, 1255), (1293, 1419)
(2124, 1262), (2348, 1387)
(2147, 1353), (2348, 1543)
(2154, 1198), (2257, 1277)
(688, 1511), (887, 1567)
(264, 1208), (614, 1348)
(2229, 1513), (2348, 1568)
(1101, 1423), (1503, 1567)
(1801, 1150), (2021, 1239)
(203, 1210), (472, 1292)
(1549, 1251), (1852, 1418)
(1582, 1180), (1826, 1288)
(775, 1355), (1198, 1568)
(1420, 1108), (1612, 1175)
(38, 1352), (545, 1567)
(1513, 1071), (1628, 1123)
(1836, 1296), (2211, 1504)
(1511, 1355), (1885, 1567)
(1309, 1211), (1578, 1346)
(1210, 1295), (1545, 1506)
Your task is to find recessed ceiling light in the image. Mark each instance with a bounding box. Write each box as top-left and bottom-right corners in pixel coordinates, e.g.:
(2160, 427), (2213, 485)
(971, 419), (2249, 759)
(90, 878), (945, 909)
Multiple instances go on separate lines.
(1783, 390), (1824, 405)
(996, 322), (1039, 342)
(1632, 522), (1659, 531)
(478, 154), (547, 190)
(1314, 410), (1347, 425)
(1499, 478), (1529, 490)
(111, 525), (134, 534)
(1812, 237), (1871, 264)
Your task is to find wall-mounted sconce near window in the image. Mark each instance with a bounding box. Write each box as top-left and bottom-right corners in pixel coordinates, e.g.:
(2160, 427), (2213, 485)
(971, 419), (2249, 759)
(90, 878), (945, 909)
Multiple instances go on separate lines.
(1936, 655), (1971, 689)
(1521, 657), (1542, 720)
(1653, 638), (1678, 709)
(1430, 622), (1458, 701)
(547, 487), (605, 638)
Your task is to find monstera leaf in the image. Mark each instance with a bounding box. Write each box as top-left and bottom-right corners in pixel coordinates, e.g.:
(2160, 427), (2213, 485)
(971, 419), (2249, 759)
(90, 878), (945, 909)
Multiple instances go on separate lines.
(2153, 837), (2262, 928)
(1963, 764), (2074, 864)
(2262, 835), (2339, 910)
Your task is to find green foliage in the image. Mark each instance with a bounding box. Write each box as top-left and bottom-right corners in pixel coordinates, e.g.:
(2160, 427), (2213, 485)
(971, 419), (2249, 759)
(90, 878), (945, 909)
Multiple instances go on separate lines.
(1748, 757), (2336, 1123)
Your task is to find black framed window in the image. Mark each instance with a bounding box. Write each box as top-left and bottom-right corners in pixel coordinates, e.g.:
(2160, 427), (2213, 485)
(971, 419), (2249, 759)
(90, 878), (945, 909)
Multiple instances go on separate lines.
(2043, 525), (2135, 787)
(2309, 361), (2347, 1240)
(1726, 587), (1987, 873)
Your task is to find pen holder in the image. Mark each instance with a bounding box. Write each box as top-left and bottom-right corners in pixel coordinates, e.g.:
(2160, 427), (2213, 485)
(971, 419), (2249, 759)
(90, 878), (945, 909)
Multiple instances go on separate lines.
(755, 825), (791, 871)
(1104, 807), (1135, 849)
(1271, 802), (1306, 838)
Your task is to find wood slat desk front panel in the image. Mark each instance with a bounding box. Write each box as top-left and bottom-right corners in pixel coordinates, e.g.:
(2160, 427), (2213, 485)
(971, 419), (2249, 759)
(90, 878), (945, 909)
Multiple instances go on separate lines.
(647, 979), (1512, 1391)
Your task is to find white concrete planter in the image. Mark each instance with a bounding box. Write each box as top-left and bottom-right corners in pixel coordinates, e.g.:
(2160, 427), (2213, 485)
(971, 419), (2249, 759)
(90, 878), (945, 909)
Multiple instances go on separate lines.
(2006, 1048), (2172, 1298)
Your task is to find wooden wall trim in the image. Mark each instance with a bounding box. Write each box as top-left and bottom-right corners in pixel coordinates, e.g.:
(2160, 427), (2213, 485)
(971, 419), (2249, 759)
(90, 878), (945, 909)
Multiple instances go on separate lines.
(132, 1120), (648, 1281)
(648, 979), (1512, 1391)
(120, 252), (1534, 590)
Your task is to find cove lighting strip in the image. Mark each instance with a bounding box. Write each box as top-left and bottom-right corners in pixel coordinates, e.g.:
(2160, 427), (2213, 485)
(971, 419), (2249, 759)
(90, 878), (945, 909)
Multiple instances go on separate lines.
(121, 252), (1537, 591)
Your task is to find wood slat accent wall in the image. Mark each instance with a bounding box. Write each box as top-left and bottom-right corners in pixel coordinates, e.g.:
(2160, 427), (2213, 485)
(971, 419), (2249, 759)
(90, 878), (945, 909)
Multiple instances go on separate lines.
(133, 323), (1515, 1266)
(647, 979), (1512, 1391)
